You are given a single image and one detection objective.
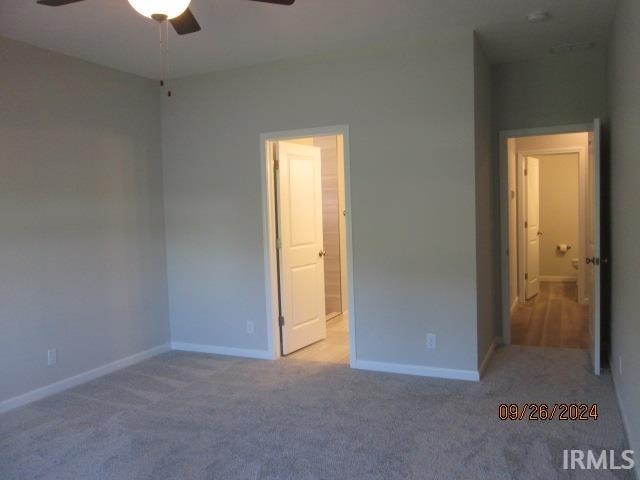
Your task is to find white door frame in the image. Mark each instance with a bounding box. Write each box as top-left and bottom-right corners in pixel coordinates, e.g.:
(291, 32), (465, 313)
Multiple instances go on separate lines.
(260, 125), (356, 364)
(337, 135), (350, 325)
(516, 147), (587, 305)
(499, 123), (592, 345)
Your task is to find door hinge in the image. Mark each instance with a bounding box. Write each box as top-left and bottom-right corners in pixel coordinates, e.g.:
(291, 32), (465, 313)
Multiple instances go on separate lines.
(276, 238), (282, 249)
(586, 257), (601, 266)
(525, 273), (529, 280)
(274, 159), (279, 170)
(524, 221), (528, 228)
(524, 168), (528, 176)
(278, 315), (285, 327)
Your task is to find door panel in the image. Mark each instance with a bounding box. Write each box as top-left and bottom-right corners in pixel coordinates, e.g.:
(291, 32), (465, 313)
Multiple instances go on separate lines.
(526, 156), (541, 299)
(277, 141), (326, 355)
(291, 265), (321, 326)
(289, 157), (316, 246)
(588, 120), (602, 375)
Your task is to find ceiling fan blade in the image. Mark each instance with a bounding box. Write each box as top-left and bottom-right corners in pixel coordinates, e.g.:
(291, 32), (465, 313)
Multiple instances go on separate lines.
(37, 0), (85, 5)
(248, 0), (295, 5)
(170, 8), (201, 35)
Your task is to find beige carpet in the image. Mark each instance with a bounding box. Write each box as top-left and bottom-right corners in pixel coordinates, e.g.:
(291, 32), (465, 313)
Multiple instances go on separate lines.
(0, 346), (634, 479)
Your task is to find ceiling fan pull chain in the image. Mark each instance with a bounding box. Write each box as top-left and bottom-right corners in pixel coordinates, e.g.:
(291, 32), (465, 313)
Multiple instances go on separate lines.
(157, 21), (165, 89)
(158, 20), (171, 97)
(164, 20), (171, 97)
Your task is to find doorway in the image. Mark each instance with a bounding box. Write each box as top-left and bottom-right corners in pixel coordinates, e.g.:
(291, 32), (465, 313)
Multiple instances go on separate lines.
(261, 126), (354, 365)
(500, 122), (604, 374)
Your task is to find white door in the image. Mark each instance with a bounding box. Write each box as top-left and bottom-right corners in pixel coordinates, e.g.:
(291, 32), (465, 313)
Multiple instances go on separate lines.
(587, 119), (602, 375)
(277, 141), (326, 355)
(525, 156), (541, 299)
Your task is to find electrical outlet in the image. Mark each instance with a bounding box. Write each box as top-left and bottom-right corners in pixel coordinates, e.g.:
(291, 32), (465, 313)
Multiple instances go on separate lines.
(246, 321), (255, 335)
(47, 348), (57, 366)
(426, 333), (437, 350)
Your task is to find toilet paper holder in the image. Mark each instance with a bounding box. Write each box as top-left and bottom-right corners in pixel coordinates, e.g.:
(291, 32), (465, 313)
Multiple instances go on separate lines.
(556, 244), (572, 252)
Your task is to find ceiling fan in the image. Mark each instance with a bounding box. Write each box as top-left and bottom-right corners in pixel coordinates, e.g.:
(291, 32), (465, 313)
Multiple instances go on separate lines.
(36, 0), (296, 35)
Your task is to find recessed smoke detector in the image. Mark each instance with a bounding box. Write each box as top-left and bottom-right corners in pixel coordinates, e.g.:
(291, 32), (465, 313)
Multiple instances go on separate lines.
(550, 41), (595, 54)
(527, 11), (550, 23)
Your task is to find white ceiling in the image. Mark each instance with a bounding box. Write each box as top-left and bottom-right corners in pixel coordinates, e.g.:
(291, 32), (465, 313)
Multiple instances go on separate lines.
(0, 0), (617, 79)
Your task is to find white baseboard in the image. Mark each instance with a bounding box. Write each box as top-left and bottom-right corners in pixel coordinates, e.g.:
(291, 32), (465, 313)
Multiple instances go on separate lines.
(540, 276), (577, 283)
(352, 359), (479, 382)
(479, 337), (501, 378)
(0, 343), (171, 414)
(171, 342), (273, 360)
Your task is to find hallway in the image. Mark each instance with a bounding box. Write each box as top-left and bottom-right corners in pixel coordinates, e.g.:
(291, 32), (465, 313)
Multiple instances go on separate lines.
(511, 282), (589, 349)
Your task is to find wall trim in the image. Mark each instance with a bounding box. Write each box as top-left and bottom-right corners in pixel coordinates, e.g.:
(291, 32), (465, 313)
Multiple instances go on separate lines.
(539, 275), (578, 283)
(352, 359), (480, 382)
(171, 342), (273, 360)
(479, 337), (501, 378)
(0, 343), (171, 414)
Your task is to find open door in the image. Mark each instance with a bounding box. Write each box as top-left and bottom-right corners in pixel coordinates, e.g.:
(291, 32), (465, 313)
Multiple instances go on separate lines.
(587, 119), (602, 375)
(525, 156), (541, 299)
(276, 141), (327, 355)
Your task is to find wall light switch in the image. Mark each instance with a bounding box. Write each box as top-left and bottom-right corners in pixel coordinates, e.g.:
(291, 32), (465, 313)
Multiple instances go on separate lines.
(246, 321), (255, 335)
(426, 334), (437, 350)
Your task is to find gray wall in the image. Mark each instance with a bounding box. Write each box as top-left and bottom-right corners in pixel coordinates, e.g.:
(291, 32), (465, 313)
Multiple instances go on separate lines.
(474, 37), (500, 366)
(162, 33), (482, 371)
(493, 46), (608, 132)
(608, 0), (640, 459)
(0, 37), (169, 403)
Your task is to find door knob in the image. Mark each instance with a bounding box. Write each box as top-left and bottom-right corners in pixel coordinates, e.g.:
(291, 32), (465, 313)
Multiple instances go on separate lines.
(318, 249), (326, 258)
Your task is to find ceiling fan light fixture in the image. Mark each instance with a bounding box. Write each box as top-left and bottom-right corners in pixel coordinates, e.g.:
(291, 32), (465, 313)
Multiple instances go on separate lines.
(127, 0), (191, 20)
